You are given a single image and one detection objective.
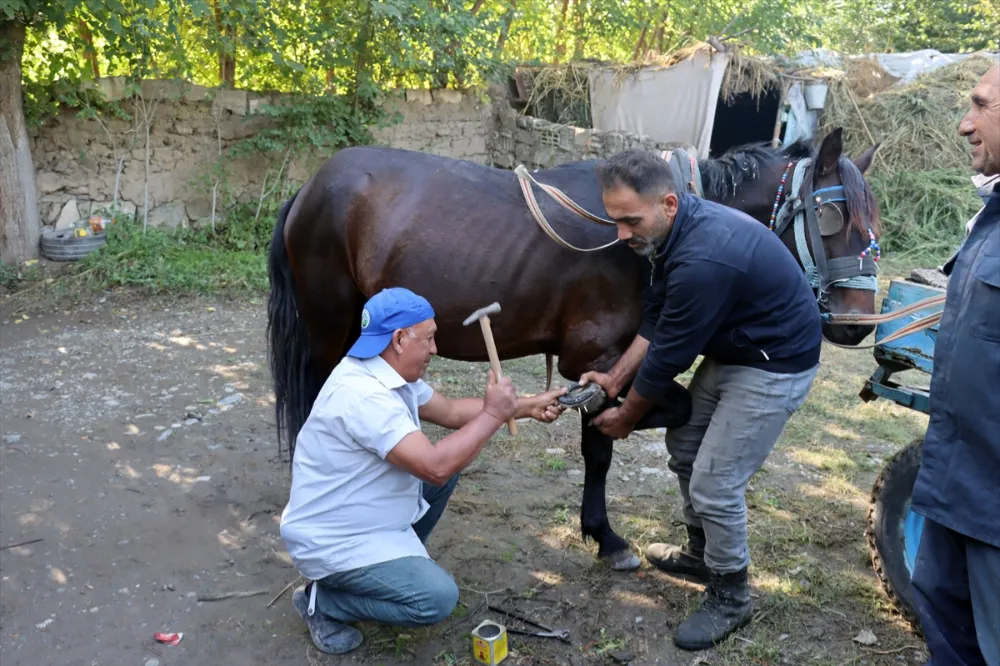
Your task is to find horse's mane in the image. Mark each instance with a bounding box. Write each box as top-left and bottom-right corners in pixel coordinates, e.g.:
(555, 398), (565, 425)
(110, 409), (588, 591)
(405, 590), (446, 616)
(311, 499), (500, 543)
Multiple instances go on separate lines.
(699, 139), (880, 236)
(698, 140), (814, 201)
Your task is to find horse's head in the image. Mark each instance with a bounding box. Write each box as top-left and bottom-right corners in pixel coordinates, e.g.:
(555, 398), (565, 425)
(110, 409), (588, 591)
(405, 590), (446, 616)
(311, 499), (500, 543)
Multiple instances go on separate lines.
(773, 128), (883, 346)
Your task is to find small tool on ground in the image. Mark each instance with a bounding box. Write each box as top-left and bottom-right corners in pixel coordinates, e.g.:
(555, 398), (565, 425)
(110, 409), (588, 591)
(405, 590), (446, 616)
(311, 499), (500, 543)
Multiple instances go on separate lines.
(487, 604), (570, 643)
(462, 302), (517, 435)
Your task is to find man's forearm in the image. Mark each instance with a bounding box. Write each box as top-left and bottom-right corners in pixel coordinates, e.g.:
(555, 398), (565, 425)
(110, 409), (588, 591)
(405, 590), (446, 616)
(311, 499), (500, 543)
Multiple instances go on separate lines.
(426, 411), (503, 482)
(607, 334), (650, 394)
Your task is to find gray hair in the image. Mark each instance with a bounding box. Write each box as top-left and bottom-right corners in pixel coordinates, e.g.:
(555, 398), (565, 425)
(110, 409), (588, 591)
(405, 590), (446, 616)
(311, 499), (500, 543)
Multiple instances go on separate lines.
(597, 149), (678, 198)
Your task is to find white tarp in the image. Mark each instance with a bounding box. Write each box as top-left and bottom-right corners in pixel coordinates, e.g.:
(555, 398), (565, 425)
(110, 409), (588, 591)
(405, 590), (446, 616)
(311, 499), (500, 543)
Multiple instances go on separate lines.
(588, 49), (731, 158)
(788, 48), (997, 84)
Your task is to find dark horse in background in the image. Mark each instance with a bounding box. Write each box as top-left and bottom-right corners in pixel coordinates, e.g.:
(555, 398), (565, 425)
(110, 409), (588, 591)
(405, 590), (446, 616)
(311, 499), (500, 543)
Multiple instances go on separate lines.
(267, 127), (882, 570)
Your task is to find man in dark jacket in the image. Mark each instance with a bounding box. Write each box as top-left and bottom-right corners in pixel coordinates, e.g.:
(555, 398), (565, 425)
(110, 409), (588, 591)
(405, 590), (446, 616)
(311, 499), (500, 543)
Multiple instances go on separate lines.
(909, 62), (1000, 665)
(579, 149), (823, 650)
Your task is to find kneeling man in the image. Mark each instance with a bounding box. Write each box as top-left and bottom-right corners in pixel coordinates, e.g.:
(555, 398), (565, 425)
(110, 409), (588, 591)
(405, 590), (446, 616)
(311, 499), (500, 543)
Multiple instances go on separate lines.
(280, 287), (566, 654)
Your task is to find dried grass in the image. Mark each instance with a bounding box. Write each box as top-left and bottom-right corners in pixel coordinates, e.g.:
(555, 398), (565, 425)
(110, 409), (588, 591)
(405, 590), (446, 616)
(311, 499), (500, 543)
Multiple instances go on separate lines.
(818, 53), (995, 261)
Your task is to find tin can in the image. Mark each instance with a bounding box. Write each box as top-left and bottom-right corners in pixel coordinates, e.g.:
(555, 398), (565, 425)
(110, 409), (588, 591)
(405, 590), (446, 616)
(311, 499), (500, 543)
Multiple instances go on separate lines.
(472, 620), (508, 665)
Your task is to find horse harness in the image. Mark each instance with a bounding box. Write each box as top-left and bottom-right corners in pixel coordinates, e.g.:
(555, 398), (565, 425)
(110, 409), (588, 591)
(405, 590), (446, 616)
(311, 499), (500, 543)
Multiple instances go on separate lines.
(768, 158), (880, 305)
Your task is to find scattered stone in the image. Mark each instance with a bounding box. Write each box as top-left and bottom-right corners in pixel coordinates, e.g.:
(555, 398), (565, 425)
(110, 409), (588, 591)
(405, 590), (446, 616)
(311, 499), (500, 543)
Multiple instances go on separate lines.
(640, 467), (664, 476)
(145, 658), (161, 666)
(567, 469), (583, 476)
(635, 616), (644, 624)
(4, 433), (22, 443)
(544, 448), (565, 455)
(788, 566), (804, 576)
(853, 629), (878, 646)
(184, 418), (199, 426)
(35, 618), (54, 630)
(779, 633), (790, 641)
(218, 393), (244, 407)
(608, 649), (634, 664)
(195, 476), (211, 482)
(55, 200), (80, 230)
(157, 429), (173, 442)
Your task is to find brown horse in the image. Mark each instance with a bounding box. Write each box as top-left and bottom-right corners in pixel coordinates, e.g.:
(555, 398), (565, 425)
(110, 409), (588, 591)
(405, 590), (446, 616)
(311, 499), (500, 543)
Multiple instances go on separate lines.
(267, 127), (881, 569)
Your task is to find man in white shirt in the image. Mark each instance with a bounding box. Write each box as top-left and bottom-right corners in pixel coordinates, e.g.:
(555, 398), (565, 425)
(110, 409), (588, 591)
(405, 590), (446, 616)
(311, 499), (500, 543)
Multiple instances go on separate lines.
(280, 287), (567, 654)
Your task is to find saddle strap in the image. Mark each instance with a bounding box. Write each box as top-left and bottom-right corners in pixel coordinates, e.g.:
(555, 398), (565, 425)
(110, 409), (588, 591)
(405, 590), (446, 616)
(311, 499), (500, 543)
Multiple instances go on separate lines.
(514, 165), (618, 253)
(660, 148), (704, 197)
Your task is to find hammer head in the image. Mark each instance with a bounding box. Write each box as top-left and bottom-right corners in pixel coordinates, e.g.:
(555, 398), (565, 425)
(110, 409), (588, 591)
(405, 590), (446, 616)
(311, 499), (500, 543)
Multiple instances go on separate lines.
(463, 302), (501, 326)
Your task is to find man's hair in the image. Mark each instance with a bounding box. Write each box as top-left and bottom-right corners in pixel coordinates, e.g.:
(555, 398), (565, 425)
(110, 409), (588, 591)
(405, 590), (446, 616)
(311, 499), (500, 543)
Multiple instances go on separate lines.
(597, 149), (678, 197)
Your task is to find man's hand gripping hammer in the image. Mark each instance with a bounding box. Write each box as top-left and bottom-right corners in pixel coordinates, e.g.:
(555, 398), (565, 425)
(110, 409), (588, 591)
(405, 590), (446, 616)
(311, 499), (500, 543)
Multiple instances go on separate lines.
(463, 302), (517, 436)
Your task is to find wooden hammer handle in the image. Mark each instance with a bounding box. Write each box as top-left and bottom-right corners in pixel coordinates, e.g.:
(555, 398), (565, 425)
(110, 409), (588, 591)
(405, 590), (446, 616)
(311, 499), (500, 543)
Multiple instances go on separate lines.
(479, 317), (517, 436)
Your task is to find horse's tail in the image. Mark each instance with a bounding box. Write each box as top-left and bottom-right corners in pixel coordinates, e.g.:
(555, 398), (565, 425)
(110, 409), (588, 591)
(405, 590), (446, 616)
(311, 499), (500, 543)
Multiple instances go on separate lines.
(266, 188), (311, 468)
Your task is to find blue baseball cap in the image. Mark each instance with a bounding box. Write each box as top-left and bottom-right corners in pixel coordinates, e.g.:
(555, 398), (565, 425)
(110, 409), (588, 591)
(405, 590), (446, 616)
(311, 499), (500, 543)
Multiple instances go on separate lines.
(347, 288), (436, 359)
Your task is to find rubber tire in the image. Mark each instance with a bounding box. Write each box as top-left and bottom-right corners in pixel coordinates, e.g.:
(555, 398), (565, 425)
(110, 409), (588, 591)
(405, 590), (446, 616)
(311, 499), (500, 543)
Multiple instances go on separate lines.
(41, 228), (107, 262)
(866, 438), (924, 635)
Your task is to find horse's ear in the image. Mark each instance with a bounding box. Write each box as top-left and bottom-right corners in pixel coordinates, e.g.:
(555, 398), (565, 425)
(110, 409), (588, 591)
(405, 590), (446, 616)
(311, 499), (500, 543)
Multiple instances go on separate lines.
(816, 128), (843, 177)
(853, 143), (880, 175)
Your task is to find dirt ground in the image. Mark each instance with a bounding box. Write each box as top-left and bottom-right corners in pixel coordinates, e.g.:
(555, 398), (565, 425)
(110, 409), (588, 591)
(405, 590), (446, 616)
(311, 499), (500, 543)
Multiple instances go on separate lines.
(1, 290), (931, 666)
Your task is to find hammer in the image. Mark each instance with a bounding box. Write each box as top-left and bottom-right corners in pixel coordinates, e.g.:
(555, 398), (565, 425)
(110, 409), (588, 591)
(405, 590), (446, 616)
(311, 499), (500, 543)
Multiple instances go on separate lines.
(463, 302), (517, 436)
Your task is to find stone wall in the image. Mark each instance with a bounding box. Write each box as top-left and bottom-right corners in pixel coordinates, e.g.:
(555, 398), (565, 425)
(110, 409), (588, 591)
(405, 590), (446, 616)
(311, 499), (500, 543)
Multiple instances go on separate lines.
(30, 77), (671, 231)
(30, 80), (494, 230)
(489, 104), (680, 170)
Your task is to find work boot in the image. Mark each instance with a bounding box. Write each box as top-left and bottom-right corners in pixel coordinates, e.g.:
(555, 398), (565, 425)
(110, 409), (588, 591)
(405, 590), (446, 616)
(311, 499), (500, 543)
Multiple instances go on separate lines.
(673, 567), (754, 651)
(292, 585), (364, 654)
(645, 524), (710, 582)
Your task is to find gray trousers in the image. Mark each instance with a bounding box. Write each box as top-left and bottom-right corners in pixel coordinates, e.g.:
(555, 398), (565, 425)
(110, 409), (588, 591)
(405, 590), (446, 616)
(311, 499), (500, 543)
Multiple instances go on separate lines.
(665, 357), (818, 573)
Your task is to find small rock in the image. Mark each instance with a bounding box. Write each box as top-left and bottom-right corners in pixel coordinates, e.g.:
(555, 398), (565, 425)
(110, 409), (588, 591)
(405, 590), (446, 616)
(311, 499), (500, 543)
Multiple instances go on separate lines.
(567, 469), (583, 476)
(788, 565), (803, 576)
(853, 629), (878, 646)
(544, 448), (565, 455)
(608, 649), (634, 664)
(35, 618), (54, 630)
(779, 633), (790, 641)
(635, 616), (644, 624)
(4, 433), (22, 443)
(184, 418), (199, 426)
(184, 410), (203, 421)
(157, 429), (173, 442)
(640, 467), (664, 476)
(145, 659), (161, 666)
(196, 476), (211, 482)
(218, 393), (243, 407)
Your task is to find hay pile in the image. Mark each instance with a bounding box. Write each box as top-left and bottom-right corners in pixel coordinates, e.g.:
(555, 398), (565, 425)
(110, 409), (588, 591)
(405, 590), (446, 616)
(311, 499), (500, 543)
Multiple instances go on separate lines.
(819, 54), (995, 260)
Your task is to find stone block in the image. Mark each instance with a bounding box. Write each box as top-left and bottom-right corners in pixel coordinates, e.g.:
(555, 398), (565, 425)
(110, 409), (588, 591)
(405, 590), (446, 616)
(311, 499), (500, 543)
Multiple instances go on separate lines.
(183, 83), (211, 102)
(36, 171), (62, 194)
(432, 89), (464, 105)
(85, 76), (128, 102)
(147, 201), (187, 229)
(55, 199), (81, 230)
(171, 121), (194, 136)
(213, 89), (248, 116)
(90, 200), (137, 221)
(405, 89), (433, 106)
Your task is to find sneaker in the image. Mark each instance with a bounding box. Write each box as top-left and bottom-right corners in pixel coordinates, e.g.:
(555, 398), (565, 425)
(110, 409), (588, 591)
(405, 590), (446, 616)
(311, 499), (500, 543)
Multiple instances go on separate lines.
(292, 585), (364, 654)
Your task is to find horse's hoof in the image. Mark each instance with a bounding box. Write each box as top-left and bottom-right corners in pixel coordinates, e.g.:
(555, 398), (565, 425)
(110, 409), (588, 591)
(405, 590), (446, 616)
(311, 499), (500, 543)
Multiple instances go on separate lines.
(601, 550), (641, 571)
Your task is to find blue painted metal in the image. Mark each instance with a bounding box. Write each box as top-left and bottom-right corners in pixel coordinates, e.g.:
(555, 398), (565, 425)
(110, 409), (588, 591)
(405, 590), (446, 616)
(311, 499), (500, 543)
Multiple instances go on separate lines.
(860, 279), (945, 412)
(903, 508), (926, 574)
(872, 280), (946, 375)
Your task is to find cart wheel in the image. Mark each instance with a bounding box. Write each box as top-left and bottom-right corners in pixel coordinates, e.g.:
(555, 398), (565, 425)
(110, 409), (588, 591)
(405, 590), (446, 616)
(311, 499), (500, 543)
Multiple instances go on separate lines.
(866, 438), (924, 634)
(40, 228), (107, 262)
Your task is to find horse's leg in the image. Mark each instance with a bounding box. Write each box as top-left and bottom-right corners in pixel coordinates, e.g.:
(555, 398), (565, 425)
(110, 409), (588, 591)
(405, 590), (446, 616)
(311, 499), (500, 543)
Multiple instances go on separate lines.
(558, 336), (641, 571)
(580, 419), (641, 570)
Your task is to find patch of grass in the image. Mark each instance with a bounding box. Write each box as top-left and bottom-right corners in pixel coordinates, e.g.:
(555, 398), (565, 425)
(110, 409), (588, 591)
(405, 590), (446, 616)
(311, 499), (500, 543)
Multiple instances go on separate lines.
(543, 455), (567, 471)
(76, 221), (268, 295)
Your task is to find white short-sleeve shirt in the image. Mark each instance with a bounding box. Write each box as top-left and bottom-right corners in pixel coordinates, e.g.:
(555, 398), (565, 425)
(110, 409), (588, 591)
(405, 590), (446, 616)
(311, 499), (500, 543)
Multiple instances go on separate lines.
(279, 355), (435, 580)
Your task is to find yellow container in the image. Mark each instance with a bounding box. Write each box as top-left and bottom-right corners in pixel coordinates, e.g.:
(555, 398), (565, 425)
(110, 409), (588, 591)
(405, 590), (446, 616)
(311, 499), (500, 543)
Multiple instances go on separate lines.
(472, 620), (508, 665)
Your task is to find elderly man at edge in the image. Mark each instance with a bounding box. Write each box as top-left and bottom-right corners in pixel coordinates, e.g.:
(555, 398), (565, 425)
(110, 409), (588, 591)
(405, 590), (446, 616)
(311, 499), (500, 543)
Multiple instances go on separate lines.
(279, 287), (567, 654)
(909, 62), (1000, 665)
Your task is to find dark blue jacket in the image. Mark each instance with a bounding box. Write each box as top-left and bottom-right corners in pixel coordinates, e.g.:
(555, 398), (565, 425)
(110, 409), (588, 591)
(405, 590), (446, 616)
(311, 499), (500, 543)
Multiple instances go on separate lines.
(633, 193), (823, 402)
(912, 184), (1000, 548)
